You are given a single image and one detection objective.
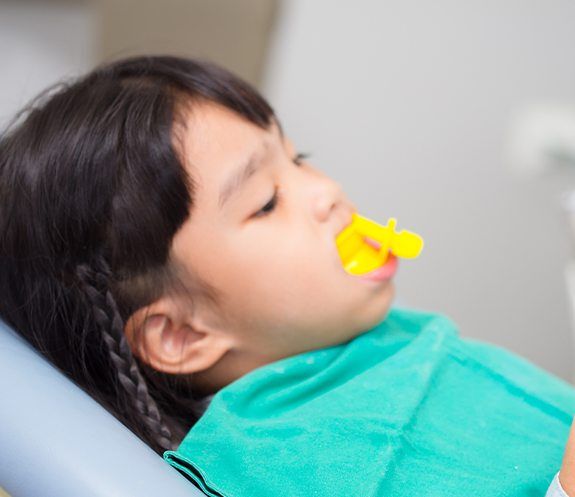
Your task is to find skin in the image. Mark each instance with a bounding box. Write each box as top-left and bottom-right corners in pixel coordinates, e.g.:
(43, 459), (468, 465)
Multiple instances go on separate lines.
(124, 100), (397, 397)
(560, 418), (575, 495)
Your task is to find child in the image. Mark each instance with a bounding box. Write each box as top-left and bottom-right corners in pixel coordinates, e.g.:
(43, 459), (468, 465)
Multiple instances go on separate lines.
(0, 55), (573, 496)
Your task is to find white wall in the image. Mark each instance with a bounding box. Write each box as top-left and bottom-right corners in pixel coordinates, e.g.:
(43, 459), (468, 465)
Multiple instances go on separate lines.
(263, 0), (575, 381)
(0, 2), (95, 130)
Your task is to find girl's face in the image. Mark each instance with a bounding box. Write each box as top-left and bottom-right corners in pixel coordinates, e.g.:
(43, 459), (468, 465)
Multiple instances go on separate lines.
(134, 100), (397, 394)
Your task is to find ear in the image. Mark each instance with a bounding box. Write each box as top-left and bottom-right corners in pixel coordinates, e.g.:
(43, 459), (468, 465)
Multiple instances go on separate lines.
(123, 297), (233, 375)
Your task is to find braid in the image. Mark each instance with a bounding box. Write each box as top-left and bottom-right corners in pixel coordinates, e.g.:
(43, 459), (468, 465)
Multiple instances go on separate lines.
(75, 256), (177, 452)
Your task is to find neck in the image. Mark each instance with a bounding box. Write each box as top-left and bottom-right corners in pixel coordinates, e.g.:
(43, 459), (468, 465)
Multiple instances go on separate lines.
(189, 347), (274, 397)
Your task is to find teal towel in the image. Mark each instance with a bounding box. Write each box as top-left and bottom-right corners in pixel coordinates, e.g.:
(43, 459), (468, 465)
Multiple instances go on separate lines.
(164, 306), (575, 496)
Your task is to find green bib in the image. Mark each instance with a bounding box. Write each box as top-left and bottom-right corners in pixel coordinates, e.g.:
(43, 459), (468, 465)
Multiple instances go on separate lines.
(164, 306), (575, 496)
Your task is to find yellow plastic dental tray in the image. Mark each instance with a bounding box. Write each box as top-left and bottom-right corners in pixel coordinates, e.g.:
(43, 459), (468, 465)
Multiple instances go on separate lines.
(336, 213), (424, 275)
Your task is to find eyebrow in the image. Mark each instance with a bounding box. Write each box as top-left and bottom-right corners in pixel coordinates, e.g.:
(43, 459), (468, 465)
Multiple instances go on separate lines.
(217, 139), (273, 211)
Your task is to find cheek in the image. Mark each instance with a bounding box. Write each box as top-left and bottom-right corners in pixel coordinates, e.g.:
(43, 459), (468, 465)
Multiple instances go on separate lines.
(215, 228), (341, 313)
(220, 240), (311, 307)
(263, 240), (332, 301)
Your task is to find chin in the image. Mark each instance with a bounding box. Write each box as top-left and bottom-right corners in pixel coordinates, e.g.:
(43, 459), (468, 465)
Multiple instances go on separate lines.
(367, 283), (396, 326)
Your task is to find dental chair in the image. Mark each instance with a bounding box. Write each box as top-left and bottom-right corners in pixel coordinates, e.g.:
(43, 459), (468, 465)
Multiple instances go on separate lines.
(0, 318), (206, 497)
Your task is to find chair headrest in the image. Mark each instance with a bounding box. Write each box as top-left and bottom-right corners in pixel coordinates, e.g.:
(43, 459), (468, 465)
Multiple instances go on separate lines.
(0, 319), (206, 497)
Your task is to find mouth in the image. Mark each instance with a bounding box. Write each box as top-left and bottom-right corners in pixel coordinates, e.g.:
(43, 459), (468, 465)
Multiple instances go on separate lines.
(333, 216), (355, 267)
(333, 227), (397, 278)
(356, 252), (397, 281)
(364, 237), (382, 251)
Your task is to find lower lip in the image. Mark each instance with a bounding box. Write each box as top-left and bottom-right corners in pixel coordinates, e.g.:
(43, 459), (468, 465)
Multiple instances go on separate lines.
(356, 252), (398, 282)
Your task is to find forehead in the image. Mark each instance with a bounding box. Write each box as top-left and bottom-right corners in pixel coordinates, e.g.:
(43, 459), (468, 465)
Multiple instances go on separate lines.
(175, 101), (283, 211)
(180, 101), (278, 159)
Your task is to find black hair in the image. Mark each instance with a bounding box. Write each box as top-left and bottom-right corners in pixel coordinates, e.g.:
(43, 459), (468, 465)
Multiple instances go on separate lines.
(0, 55), (277, 456)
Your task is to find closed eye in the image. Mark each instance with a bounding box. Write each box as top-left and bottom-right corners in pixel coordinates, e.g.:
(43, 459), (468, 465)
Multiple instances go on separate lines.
(293, 152), (310, 166)
(252, 152), (311, 218)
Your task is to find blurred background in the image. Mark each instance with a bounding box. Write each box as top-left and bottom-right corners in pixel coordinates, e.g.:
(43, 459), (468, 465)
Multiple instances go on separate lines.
(1, 0), (575, 391)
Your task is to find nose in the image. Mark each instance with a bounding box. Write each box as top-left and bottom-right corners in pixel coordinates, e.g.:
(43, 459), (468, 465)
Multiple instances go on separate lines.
(311, 175), (356, 226)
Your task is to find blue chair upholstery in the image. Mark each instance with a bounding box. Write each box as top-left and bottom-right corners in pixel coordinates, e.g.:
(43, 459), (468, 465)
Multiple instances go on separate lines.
(0, 318), (205, 497)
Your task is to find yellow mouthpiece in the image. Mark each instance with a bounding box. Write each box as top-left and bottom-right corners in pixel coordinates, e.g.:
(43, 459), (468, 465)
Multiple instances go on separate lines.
(335, 213), (424, 275)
